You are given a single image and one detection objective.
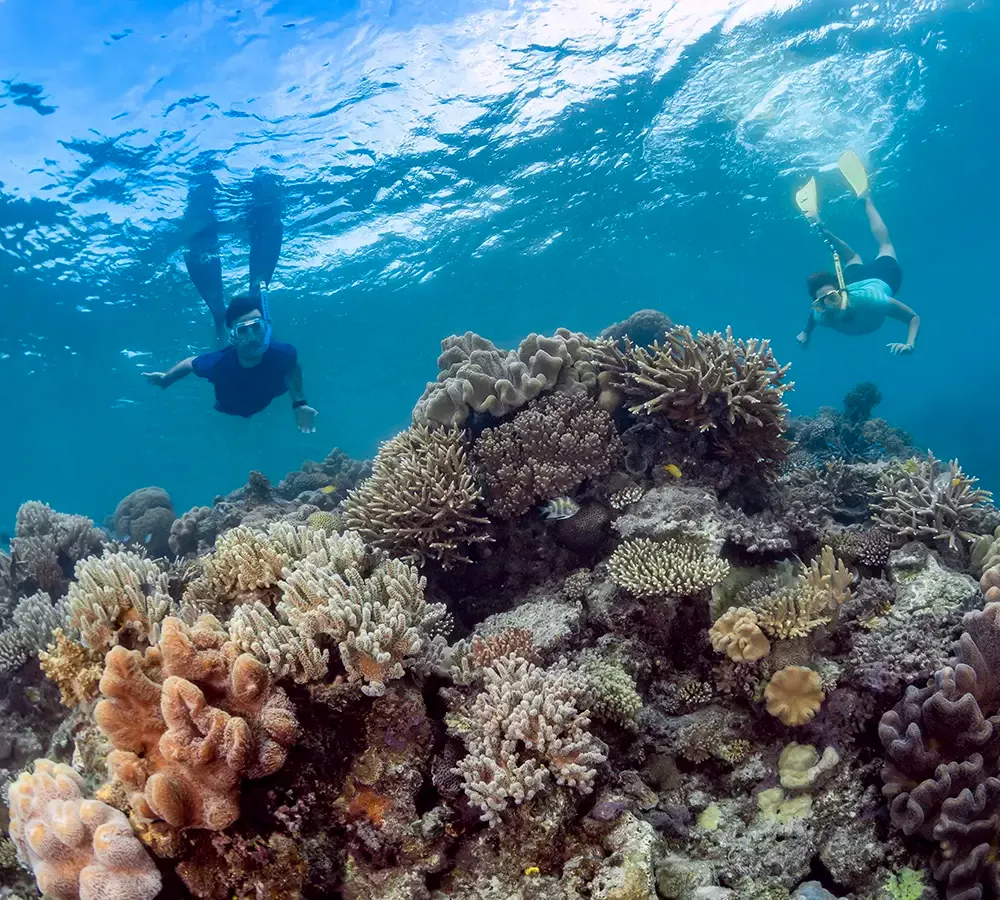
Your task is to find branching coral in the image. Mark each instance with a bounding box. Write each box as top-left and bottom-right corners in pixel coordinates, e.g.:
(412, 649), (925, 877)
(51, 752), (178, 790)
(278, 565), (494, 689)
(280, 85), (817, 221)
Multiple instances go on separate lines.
(8, 758), (161, 900)
(608, 536), (729, 599)
(765, 665), (824, 726)
(68, 549), (171, 652)
(879, 601), (1000, 899)
(344, 424), (492, 567)
(412, 328), (599, 427)
(872, 454), (992, 550)
(227, 600), (329, 684)
(709, 607), (771, 662)
(454, 655), (606, 824)
(196, 524), (290, 598)
(0, 590), (67, 675)
(39, 629), (104, 707)
(278, 550), (451, 695)
(472, 392), (623, 518)
(10, 501), (105, 596)
(95, 615), (298, 831)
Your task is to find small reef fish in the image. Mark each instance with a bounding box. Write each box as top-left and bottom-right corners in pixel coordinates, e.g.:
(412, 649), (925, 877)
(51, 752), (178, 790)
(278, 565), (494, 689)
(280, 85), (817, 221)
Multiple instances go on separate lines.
(663, 464), (683, 479)
(541, 496), (580, 520)
(320, 485), (338, 494)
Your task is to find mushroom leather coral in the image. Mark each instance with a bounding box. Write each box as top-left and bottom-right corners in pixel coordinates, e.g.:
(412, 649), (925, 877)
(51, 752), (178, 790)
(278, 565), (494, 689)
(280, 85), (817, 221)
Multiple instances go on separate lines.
(95, 615), (298, 830)
(880, 601), (1000, 900)
(709, 607), (770, 662)
(764, 665), (824, 726)
(8, 758), (161, 900)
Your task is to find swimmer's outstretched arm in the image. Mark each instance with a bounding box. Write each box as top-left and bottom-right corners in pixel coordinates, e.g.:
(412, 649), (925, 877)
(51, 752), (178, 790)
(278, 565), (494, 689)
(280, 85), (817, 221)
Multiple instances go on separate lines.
(143, 357), (194, 388)
(287, 363), (318, 433)
(797, 313), (816, 347)
(886, 300), (919, 355)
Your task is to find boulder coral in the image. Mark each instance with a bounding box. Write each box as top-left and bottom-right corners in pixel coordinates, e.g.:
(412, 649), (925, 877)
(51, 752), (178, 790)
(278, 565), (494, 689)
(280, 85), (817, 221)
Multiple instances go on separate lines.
(8, 758), (161, 900)
(95, 615), (298, 831)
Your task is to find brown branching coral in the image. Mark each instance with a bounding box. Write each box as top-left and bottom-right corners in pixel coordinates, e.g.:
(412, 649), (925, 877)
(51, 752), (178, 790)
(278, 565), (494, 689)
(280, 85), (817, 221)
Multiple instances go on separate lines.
(68, 549), (171, 653)
(472, 392), (623, 518)
(608, 536), (729, 599)
(344, 424), (492, 567)
(872, 453), (992, 550)
(95, 615), (298, 831)
(39, 629), (104, 707)
(453, 655), (606, 824)
(764, 665), (824, 726)
(8, 758), (161, 900)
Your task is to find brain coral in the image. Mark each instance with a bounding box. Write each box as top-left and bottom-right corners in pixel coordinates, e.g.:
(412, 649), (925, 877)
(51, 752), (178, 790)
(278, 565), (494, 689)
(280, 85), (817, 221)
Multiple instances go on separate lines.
(8, 758), (161, 900)
(95, 615), (298, 831)
(472, 392), (623, 518)
(879, 601), (1000, 899)
(344, 424), (492, 567)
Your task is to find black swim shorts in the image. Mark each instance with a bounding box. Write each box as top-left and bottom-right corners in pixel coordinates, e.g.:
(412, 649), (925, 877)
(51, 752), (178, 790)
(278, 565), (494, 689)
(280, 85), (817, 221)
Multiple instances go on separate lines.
(844, 255), (902, 295)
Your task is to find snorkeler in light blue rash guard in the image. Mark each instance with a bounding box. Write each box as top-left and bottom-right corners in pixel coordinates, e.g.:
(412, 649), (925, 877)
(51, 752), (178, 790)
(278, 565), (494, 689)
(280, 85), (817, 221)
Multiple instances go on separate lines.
(796, 192), (920, 355)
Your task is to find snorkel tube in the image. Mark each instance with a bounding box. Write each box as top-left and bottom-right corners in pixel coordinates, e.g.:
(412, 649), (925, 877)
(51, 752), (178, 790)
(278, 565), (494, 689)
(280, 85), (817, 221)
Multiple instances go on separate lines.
(257, 282), (274, 349)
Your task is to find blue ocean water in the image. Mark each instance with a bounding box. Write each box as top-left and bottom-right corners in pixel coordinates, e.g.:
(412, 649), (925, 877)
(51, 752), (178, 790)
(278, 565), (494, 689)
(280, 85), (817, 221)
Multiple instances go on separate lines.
(0, 0), (996, 529)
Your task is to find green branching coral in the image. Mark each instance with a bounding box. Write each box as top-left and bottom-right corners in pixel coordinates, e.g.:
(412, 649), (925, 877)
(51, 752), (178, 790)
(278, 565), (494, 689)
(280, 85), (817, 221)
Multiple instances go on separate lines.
(608, 537), (729, 599)
(344, 424), (493, 567)
(577, 654), (642, 727)
(872, 453), (992, 550)
(882, 868), (925, 900)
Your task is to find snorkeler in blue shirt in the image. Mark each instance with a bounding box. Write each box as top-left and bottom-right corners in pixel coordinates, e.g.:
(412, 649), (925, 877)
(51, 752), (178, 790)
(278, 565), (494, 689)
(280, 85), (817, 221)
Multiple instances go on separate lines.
(797, 192), (920, 355)
(142, 173), (318, 433)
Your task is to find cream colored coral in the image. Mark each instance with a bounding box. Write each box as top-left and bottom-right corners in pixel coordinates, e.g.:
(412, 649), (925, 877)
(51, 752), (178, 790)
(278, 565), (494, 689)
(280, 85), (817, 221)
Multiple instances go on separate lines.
(804, 546), (853, 611)
(68, 550), (170, 652)
(8, 758), (161, 900)
(754, 585), (831, 640)
(764, 665), (824, 726)
(778, 742), (840, 791)
(608, 537), (729, 599)
(228, 600), (329, 683)
(199, 525), (289, 597)
(709, 607), (770, 662)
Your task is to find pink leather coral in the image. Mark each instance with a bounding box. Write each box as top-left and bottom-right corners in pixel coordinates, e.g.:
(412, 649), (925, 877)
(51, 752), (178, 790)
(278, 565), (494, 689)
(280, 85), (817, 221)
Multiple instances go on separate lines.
(95, 615), (298, 831)
(7, 758), (161, 900)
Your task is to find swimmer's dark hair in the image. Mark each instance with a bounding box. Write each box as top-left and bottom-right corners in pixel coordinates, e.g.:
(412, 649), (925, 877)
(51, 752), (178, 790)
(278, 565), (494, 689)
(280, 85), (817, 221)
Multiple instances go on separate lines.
(806, 272), (838, 299)
(225, 295), (264, 328)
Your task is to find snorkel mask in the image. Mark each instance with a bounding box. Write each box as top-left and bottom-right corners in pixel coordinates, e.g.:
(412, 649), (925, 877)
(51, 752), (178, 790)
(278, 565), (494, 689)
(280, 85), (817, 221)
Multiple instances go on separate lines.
(231, 285), (274, 349)
(812, 287), (848, 314)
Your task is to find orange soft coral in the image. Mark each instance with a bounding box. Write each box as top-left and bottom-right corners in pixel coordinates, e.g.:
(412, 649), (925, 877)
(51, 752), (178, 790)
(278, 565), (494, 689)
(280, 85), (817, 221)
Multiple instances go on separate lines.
(95, 615), (298, 831)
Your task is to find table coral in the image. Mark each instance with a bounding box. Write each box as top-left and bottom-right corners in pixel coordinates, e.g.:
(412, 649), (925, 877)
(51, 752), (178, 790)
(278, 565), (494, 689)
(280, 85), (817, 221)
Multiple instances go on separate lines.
(95, 615), (298, 831)
(765, 666), (825, 726)
(608, 536), (729, 599)
(472, 392), (623, 519)
(8, 758), (161, 900)
(344, 424), (492, 567)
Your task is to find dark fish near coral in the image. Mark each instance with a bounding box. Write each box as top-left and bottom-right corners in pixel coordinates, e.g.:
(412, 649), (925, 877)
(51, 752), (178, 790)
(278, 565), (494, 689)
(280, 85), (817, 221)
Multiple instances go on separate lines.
(541, 496), (580, 520)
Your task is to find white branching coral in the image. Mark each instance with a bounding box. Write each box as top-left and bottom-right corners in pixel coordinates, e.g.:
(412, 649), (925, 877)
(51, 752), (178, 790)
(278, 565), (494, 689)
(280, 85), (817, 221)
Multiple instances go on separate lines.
(0, 592), (67, 676)
(608, 537), (729, 599)
(67, 550), (170, 652)
(454, 655), (607, 824)
(344, 424), (492, 568)
(228, 601), (329, 684)
(276, 535), (451, 695)
(872, 454), (992, 550)
(198, 525), (290, 597)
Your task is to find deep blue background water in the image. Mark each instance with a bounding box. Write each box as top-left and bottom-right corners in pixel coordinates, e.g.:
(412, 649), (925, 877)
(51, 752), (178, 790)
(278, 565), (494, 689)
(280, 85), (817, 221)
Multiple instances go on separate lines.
(1, 0), (996, 529)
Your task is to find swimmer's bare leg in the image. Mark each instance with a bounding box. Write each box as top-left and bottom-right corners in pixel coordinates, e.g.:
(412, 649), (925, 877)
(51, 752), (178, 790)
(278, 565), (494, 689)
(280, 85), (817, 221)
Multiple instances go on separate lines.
(864, 195), (895, 259)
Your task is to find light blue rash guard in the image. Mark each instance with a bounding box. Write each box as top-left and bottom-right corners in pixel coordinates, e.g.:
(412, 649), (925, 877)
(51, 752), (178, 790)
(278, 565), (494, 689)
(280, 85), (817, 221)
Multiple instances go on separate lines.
(813, 278), (894, 335)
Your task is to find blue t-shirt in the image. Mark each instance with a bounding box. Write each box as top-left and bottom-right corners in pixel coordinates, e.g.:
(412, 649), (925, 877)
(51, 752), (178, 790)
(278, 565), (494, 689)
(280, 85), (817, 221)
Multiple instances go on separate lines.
(192, 342), (297, 417)
(813, 278), (893, 335)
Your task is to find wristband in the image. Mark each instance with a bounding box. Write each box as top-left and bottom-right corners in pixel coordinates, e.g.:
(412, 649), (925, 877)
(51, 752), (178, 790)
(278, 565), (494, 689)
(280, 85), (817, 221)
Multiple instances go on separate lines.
(292, 399), (308, 409)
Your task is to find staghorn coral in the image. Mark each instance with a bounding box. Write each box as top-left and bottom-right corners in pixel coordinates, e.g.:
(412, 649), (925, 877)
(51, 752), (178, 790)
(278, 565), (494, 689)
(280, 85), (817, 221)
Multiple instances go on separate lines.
(112, 486), (176, 559)
(412, 328), (599, 427)
(95, 615), (298, 831)
(709, 607), (771, 662)
(39, 628), (104, 707)
(879, 601), (1000, 899)
(608, 536), (729, 599)
(453, 655), (607, 824)
(765, 665), (825, 726)
(10, 501), (105, 596)
(472, 392), (623, 519)
(872, 454), (992, 550)
(278, 542), (450, 695)
(68, 549), (171, 652)
(8, 758), (161, 900)
(344, 424), (492, 567)
(0, 590), (67, 675)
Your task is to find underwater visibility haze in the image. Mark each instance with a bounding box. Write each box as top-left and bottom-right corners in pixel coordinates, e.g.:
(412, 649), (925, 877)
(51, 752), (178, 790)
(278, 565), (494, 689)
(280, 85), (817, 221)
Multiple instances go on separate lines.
(3, 1), (1000, 899)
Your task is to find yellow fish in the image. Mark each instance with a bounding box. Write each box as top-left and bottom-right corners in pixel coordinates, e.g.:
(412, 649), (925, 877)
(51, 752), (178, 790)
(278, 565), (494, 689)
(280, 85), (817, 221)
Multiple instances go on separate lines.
(952, 478), (963, 487)
(663, 464), (683, 479)
(524, 867), (540, 877)
(320, 485), (337, 494)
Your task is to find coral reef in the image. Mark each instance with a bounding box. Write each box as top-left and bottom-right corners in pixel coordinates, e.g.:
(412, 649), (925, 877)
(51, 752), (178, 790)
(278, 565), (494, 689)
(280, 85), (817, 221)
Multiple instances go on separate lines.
(344, 424), (492, 567)
(473, 392), (622, 518)
(10, 501), (105, 597)
(608, 537), (729, 599)
(599, 308), (673, 350)
(0, 591), (66, 676)
(111, 487), (176, 559)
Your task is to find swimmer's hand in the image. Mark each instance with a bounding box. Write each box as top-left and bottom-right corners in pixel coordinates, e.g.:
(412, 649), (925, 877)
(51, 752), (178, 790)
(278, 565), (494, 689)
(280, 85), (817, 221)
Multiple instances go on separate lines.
(887, 342), (913, 356)
(143, 371), (170, 387)
(796, 332), (810, 347)
(295, 404), (318, 434)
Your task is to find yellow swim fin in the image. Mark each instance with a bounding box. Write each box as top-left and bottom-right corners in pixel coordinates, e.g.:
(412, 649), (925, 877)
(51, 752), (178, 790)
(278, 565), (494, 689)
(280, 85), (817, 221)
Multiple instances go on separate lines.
(795, 177), (819, 221)
(838, 150), (869, 197)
